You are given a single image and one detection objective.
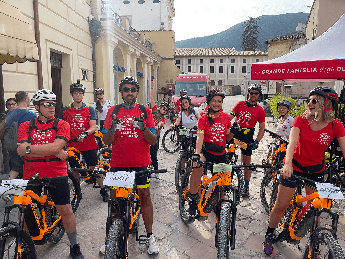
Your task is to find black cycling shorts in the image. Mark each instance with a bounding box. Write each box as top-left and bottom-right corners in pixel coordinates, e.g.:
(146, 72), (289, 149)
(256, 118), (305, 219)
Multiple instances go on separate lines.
(68, 149), (98, 168)
(110, 166), (151, 189)
(280, 170), (325, 188)
(26, 176), (70, 206)
(202, 149), (227, 164)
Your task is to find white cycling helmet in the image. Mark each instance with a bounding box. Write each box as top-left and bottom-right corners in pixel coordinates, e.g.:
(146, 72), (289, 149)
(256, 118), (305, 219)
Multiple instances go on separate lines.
(32, 89), (56, 104)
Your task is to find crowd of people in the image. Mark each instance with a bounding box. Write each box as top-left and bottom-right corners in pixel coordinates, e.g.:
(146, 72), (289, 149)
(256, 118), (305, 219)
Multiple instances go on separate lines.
(1, 76), (344, 258)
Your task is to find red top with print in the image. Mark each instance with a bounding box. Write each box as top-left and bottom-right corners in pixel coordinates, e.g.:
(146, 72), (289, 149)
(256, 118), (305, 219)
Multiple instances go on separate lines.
(62, 106), (97, 151)
(152, 105), (166, 131)
(103, 104), (155, 167)
(198, 112), (231, 155)
(232, 101), (265, 128)
(17, 118), (70, 179)
(292, 116), (345, 170)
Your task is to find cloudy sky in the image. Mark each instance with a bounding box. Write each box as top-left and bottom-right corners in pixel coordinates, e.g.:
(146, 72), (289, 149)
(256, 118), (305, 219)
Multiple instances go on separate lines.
(173, 0), (315, 41)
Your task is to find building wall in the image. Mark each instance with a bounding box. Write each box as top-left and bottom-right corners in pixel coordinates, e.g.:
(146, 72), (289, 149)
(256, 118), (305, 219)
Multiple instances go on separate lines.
(267, 40), (298, 60)
(108, 0), (173, 31)
(174, 54), (268, 87)
(3, 0), (94, 106)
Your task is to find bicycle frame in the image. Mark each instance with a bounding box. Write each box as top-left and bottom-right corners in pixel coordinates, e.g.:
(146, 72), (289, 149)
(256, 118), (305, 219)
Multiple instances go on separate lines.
(263, 142), (286, 166)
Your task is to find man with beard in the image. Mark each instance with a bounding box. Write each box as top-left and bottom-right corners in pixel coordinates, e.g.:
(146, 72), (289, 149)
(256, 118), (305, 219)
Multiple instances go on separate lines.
(229, 84), (265, 197)
(59, 79), (109, 202)
(101, 76), (159, 255)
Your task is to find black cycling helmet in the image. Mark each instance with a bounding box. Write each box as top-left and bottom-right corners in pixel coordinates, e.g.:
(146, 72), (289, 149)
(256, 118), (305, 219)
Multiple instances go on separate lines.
(277, 100), (292, 110)
(248, 84), (262, 94)
(180, 89), (187, 96)
(206, 89), (225, 104)
(309, 86), (339, 111)
(70, 79), (85, 94)
(119, 76), (139, 92)
(180, 95), (192, 105)
(94, 87), (104, 95)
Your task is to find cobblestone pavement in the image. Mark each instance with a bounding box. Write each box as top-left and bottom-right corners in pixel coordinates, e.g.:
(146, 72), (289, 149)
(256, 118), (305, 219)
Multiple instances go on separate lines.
(0, 95), (344, 258)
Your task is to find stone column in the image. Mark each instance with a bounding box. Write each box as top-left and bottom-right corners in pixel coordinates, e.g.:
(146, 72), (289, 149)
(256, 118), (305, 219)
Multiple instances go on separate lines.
(124, 47), (134, 77)
(105, 37), (118, 104)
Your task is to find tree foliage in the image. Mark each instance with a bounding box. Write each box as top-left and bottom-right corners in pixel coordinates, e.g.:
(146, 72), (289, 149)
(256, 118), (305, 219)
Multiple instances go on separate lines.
(267, 93), (306, 119)
(241, 17), (260, 51)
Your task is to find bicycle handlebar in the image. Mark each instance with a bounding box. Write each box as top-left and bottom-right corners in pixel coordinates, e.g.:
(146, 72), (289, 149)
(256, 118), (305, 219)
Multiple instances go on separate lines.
(74, 168), (167, 176)
(264, 129), (288, 143)
(288, 174), (345, 192)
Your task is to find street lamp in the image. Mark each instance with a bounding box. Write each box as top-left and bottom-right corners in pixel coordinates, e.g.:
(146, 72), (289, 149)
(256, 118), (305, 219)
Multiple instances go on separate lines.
(123, 0), (130, 4)
(153, 0), (160, 3)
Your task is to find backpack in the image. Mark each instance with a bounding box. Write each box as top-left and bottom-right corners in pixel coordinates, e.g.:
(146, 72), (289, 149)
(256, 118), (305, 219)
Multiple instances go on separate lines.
(4, 111), (29, 151)
(27, 118), (60, 143)
(111, 104), (147, 120)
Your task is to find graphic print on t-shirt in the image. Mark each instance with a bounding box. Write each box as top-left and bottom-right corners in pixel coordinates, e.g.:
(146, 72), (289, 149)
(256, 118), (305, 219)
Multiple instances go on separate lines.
(118, 114), (139, 139)
(319, 132), (331, 146)
(31, 129), (55, 145)
(237, 111), (252, 126)
(71, 113), (87, 131)
(209, 122), (226, 143)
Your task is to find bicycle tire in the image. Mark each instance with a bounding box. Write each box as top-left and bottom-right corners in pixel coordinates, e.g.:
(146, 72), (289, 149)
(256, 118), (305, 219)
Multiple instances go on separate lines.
(97, 147), (112, 164)
(175, 152), (187, 192)
(68, 170), (82, 213)
(217, 202), (231, 259)
(260, 167), (279, 214)
(46, 193), (65, 244)
(179, 169), (192, 224)
(104, 219), (126, 259)
(302, 227), (345, 259)
(162, 128), (181, 153)
(0, 225), (36, 259)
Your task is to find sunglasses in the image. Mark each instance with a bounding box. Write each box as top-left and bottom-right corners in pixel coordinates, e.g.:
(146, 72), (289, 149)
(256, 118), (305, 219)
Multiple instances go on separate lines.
(73, 91), (84, 95)
(40, 102), (57, 108)
(307, 98), (319, 105)
(161, 107), (168, 111)
(96, 92), (104, 95)
(249, 92), (259, 95)
(7, 103), (16, 106)
(122, 87), (137, 93)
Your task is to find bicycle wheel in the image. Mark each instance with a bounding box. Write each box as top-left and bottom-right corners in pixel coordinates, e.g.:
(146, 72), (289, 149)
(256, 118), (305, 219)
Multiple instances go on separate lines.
(0, 225), (36, 259)
(162, 128), (180, 153)
(179, 169), (192, 224)
(98, 147), (112, 164)
(230, 168), (244, 204)
(302, 227), (345, 259)
(175, 151), (190, 192)
(217, 202), (231, 259)
(104, 219), (126, 259)
(46, 194), (65, 244)
(226, 152), (238, 165)
(67, 170), (82, 213)
(260, 167), (279, 214)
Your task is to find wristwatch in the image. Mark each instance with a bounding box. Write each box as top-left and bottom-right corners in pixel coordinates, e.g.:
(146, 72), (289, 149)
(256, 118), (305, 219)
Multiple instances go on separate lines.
(25, 145), (31, 154)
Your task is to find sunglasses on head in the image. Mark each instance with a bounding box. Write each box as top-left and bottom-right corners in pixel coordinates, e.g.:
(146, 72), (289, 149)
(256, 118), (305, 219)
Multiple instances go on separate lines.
(122, 87), (137, 93)
(249, 92), (259, 95)
(308, 98), (319, 105)
(40, 102), (57, 108)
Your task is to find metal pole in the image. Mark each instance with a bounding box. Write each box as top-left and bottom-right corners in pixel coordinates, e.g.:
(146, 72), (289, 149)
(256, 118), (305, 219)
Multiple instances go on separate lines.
(33, 0), (43, 90)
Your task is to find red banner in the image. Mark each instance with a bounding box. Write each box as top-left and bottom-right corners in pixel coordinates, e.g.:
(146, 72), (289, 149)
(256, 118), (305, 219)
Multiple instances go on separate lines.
(251, 59), (345, 81)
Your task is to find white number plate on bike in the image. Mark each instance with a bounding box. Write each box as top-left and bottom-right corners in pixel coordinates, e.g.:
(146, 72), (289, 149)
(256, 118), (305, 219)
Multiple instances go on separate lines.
(179, 128), (190, 136)
(104, 171), (135, 188)
(0, 179), (29, 195)
(213, 163), (232, 173)
(315, 182), (344, 199)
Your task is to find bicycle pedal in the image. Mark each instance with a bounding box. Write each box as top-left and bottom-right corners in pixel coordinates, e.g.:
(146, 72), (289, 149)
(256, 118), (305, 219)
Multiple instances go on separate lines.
(138, 234), (147, 244)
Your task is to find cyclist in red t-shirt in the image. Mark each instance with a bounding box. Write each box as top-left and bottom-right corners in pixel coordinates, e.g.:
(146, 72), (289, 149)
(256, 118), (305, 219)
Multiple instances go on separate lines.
(17, 89), (84, 259)
(229, 84), (265, 197)
(101, 76), (159, 255)
(59, 80), (109, 202)
(263, 86), (345, 257)
(189, 90), (232, 216)
(174, 89), (187, 114)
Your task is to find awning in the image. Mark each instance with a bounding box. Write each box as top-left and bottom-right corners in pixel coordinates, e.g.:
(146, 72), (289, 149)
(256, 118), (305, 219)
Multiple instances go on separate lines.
(0, 0), (39, 65)
(250, 14), (345, 81)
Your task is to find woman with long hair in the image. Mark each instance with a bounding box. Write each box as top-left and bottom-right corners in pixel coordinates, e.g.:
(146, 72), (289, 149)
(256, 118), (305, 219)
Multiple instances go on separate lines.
(170, 95), (201, 130)
(263, 86), (345, 257)
(91, 88), (113, 131)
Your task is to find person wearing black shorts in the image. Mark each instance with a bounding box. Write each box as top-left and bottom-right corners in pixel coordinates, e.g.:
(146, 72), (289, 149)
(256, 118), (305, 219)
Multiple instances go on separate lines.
(17, 89), (84, 259)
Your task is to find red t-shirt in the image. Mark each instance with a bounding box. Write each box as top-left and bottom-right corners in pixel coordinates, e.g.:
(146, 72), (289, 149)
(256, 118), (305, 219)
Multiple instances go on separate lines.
(198, 112), (231, 155)
(62, 106), (97, 151)
(291, 116), (345, 170)
(17, 118), (70, 179)
(103, 104), (155, 168)
(175, 99), (181, 114)
(152, 105), (166, 130)
(232, 101), (265, 128)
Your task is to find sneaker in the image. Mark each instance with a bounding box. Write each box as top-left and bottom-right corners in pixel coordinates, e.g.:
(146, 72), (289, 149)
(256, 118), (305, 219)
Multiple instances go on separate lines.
(263, 234), (275, 257)
(99, 244), (105, 255)
(242, 186), (249, 198)
(100, 188), (109, 202)
(70, 244), (84, 259)
(189, 198), (197, 216)
(147, 235), (159, 254)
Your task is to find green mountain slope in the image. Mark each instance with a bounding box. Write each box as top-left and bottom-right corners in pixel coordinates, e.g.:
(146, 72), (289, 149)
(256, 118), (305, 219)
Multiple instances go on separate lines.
(175, 12), (309, 50)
